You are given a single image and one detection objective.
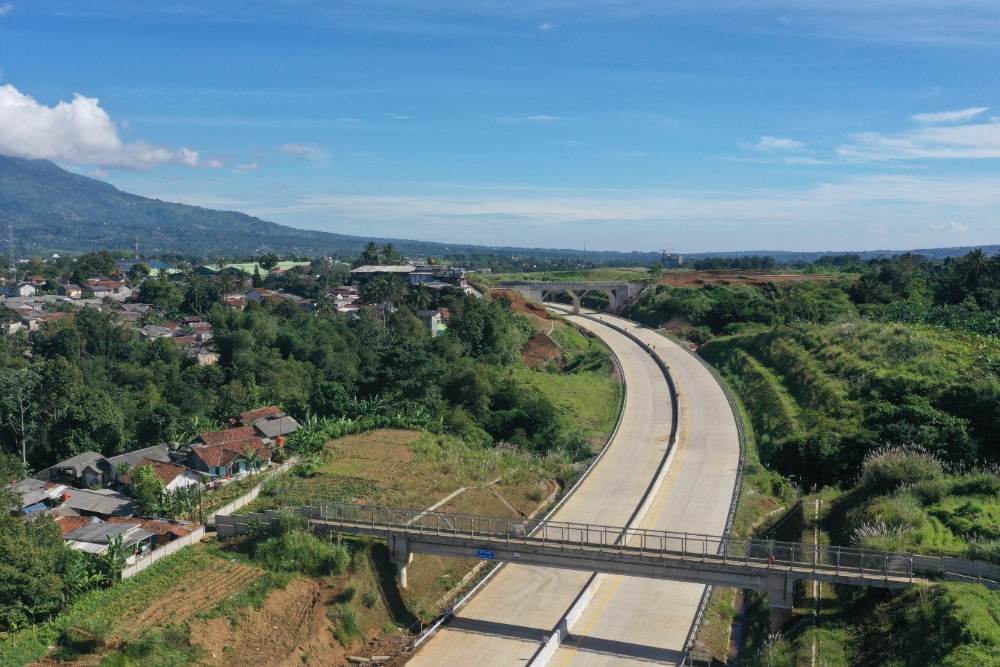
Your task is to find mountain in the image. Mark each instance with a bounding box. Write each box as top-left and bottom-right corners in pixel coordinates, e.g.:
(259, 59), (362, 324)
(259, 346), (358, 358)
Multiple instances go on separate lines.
(0, 155), (995, 263)
(0, 155), (665, 262)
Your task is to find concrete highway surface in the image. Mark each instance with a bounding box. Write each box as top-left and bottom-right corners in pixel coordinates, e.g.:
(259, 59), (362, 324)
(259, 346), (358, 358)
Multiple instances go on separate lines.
(409, 308), (740, 666)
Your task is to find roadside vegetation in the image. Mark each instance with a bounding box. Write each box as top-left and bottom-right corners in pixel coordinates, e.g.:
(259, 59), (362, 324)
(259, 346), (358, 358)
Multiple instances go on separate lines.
(643, 250), (1000, 665)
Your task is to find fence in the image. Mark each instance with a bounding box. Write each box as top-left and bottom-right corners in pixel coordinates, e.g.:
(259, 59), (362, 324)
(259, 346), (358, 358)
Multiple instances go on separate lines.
(259, 502), (999, 586)
(206, 456), (299, 526)
(121, 525), (206, 579)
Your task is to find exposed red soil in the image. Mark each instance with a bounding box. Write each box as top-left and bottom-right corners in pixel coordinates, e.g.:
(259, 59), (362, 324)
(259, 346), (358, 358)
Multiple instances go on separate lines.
(522, 332), (561, 367)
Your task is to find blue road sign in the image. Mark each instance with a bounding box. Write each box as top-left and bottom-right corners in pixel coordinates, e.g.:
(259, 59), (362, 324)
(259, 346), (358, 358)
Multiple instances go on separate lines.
(477, 548), (496, 560)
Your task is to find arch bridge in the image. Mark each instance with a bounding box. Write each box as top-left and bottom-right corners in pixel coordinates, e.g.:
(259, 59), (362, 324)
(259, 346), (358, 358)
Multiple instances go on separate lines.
(498, 281), (645, 314)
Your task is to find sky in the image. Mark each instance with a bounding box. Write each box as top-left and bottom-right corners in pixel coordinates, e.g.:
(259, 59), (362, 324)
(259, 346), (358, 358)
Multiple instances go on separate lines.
(1, 1), (999, 253)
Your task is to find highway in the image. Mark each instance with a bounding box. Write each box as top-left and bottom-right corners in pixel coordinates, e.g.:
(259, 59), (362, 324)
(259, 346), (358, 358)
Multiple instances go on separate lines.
(549, 312), (740, 667)
(409, 308), (739, 666)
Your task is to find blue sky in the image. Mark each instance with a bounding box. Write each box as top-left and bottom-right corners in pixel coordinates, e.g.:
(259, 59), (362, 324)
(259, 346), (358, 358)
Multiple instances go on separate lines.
(1, 1), (999, 252)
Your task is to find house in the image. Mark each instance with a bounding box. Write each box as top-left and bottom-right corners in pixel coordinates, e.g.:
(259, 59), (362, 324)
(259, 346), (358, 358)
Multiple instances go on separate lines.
(28, 275), (47, 287)
(3, 282), (36, 298)
(64, 520), (155, 559)
(188, 437), (271, 481)
(59, 284), (83, 299)
(139, 324), (177, 340)
(253, 415), (300, 442)
(223, 294), (246, 310)
(188, 427), (272, 480)
(191, 350), (219, 366)
(107, 444), (174, 476)
(418, 309), (448, 337)
(85, 279), (133, 301)
(123, 458), (203, 492)
(239, 406), (285, 424)
(239, 406), (300, 441)
(108, 517), (196, 546)
(61, 487), (137, 518)
(10, 478), (69, 515)
(35, 451), (114, 487)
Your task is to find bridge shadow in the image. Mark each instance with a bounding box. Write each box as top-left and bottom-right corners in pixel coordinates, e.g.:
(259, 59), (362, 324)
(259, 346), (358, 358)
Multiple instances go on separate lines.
(445, 617), (683, 664)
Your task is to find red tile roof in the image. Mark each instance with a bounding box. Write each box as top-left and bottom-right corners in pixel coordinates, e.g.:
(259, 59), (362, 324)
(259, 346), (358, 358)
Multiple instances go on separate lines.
(190, 437), (269, 468)
(55, 515), (97, 536)
(108, 517), (194, 539)
(197, 426), (257, 447)
(122, 459), (192, 487)
(239, 406), (285, 425)
(171, 335), (198, 347)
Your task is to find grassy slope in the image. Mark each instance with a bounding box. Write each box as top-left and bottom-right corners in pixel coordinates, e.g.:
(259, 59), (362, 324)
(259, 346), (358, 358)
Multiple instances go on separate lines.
(697, 321), (1000, 666)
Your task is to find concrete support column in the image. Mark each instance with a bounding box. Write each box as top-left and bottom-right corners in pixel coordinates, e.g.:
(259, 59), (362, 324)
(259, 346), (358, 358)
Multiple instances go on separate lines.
(388, 534), (413, 589)
(566, 290), (582, 314)
(765, 573), (796, 631)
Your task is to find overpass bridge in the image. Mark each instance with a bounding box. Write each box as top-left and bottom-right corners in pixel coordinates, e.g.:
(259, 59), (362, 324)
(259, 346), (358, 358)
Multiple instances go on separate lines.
(498, 281), (645, 313)
(216, 502), (999, 613)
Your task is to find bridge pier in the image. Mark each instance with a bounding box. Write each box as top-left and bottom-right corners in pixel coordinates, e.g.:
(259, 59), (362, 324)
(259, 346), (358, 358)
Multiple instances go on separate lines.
(389, 535), (413, 589)
(766, 573), (796, 631)
(565, 289), (582, 314)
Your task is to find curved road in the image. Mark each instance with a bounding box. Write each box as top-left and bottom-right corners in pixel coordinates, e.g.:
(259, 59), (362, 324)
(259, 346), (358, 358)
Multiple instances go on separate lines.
(409, 309), (739, 666)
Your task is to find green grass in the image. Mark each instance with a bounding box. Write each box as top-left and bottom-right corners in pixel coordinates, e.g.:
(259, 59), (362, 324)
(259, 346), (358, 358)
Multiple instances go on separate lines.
(511, 365), (621, 445)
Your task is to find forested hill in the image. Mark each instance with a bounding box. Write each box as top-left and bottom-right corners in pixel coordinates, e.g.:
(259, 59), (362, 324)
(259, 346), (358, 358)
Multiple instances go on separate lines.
(0, 155), (664, 262)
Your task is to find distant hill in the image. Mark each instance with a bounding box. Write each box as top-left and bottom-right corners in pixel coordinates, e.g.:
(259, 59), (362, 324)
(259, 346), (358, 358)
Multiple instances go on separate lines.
(0, 155), (664, 262)
(0, 154), (995, 263)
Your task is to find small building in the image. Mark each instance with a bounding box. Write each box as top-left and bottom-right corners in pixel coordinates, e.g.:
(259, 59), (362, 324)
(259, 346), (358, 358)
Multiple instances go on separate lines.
(418, 309), (448, 337)
(10, 478), (69, 516)
(188, 427), (272, 480)
(64, 520), (155, 559)
(107, 444), (174, 476)
(3, 283), (36, 298)
(85, 279), (132, 301)
(351, 265), (415, 277)
(59, 284), (83, 299)
(192, 350), (219, 366)
(139, 324), (177, 340)
(123, 458), (203, 492)
(36, 451), (114, 488)
(61, 488), (137, 518)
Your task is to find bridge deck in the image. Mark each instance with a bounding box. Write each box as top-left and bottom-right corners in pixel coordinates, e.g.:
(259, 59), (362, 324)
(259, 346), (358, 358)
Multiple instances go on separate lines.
(217, 502), (1000, 591)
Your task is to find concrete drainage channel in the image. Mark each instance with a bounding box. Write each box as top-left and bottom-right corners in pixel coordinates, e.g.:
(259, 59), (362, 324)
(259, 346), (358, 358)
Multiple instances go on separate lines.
(409, 311), (632, 654)
(524, 306), (683, 667)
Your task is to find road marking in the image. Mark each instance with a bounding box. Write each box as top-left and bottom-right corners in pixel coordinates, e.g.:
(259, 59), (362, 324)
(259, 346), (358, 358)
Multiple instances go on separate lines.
(554, 575), (627, 666)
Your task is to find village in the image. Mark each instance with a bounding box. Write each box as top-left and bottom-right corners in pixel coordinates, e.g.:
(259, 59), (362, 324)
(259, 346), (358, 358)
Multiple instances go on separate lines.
(2, 252), (474, 574)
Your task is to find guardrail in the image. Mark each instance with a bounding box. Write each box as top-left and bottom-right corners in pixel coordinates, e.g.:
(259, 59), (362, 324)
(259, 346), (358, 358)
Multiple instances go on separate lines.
(287, 502), (998, 586)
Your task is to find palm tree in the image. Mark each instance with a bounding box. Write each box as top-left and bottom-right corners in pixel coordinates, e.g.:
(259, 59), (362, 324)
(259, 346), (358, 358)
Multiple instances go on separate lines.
(175, 414), (216, 444)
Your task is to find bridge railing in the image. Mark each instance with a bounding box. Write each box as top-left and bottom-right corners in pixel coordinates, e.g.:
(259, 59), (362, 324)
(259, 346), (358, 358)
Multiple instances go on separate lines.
(300, 502), (1000, 585)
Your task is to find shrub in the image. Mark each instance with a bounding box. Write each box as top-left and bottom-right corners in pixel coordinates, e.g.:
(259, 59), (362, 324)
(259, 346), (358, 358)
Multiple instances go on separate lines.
(331, 605), (362, 646)
(858, 446), (944, 496)
(254, 530), (350, 576)
(361, 590), (378, 609)
(338, 585), (356, 603)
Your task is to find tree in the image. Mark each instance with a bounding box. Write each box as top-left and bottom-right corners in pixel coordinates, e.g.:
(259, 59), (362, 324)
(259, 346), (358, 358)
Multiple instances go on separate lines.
(129, 464), (165, 515)
(258, 254), (279, 271)
(72, 251), (117, 282)
(128, 262), (151, 283)
(380, 243), (404, 265)
(356, 242), (380, 267)
(362, 275), (406, 307)
(0, 366), (39, 463)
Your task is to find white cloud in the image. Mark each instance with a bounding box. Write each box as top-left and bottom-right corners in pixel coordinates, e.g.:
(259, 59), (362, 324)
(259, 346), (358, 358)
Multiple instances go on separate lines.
(741, 135), (805, 152)
(497, 114), (560, 123)
(0, 4), (13, 17)
(278, 143), (329, 163)
(538, 21), (553, 30)
(235, 161), (260, 172)
(929, 221), (968, 233)
(838, 117), (1000, 160)
(0, 83), (205, 169)
(912, 107), (989, 124)
(386, 113), (411, 120)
